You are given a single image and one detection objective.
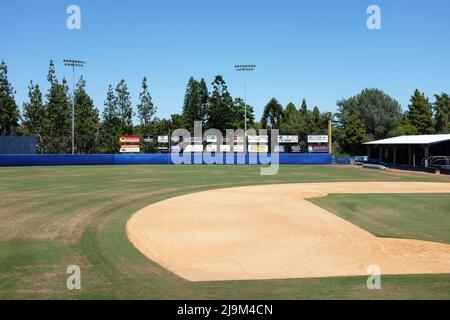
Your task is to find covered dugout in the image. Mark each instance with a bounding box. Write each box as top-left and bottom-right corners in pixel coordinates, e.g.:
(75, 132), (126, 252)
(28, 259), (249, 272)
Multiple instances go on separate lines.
(365, 134), (450, 169)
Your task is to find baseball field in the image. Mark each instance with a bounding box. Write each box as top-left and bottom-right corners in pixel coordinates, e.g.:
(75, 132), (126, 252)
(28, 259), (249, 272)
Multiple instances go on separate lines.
(1, 165), (450, 300)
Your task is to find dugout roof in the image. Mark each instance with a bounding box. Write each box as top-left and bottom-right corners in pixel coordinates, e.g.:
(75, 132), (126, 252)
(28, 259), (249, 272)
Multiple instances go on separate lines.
(365, 134), (450, 146)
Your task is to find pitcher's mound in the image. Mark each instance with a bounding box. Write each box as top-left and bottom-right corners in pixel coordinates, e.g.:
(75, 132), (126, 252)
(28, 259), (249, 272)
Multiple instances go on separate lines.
(127, 182), (450, 281)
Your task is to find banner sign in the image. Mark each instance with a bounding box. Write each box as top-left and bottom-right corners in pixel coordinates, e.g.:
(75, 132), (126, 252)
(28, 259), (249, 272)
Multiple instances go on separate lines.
(248, 135), (269, 143)
(171, 146), (181, 152)
(206, 135), (217, 143)
(206, 145), (217, 152)
(220, 145), (231, 152)
(120, 136), (140, 143)
(158, 136), (169, 143)
(233, 145), (244, 153)
(143, 136), (153, 143)
(291, 145), (302, 153)
(185, 145), (204, 153)
(308, 135), (328, 143)
(234, 136), (244, 144)
(248, 145), (269, 153)
(120, 145), (140, 153)
(183, 137), (203, 143)
(278, 135), (299, 143)
(274, 145), (285, 153)
(311, 145), (329, 153)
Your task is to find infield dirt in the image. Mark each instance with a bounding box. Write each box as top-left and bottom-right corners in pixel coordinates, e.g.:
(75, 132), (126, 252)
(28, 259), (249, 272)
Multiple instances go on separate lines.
(127, 182), (450, 281)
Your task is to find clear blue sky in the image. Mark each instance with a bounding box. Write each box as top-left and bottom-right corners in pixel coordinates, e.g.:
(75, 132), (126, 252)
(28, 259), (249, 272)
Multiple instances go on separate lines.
(1, 0), (450, 122)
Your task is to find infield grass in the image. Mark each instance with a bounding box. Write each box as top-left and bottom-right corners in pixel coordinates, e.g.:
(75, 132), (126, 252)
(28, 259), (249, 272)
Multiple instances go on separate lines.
(0, 165), (449, 299)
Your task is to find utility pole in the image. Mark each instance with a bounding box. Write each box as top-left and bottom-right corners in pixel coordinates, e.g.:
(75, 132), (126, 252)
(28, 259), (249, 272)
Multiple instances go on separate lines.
(63, 59), (86, 154)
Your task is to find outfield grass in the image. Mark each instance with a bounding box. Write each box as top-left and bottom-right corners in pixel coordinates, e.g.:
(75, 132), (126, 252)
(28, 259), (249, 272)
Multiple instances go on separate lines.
(0, 165), (449, 299)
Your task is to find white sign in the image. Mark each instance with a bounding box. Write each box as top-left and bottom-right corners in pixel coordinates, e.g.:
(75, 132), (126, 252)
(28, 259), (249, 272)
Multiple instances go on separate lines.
(158, 136), (169, 143)
(233, 145), (244, 153)
(308, 135), (329, 143)
(248, 135), (269, 143)
(206, 145), (217, 152)
(220, 145), (231, 152)
(248, 145), (269, 153)
(120, 146), (140, 153)
(206, 135), (217, 143)
(184, 136), (203, 143)
(171, 146), (181, 152)
(185, 145), (204, 153)
(274, 145), (285, 153)
(278, 135), (299, 143)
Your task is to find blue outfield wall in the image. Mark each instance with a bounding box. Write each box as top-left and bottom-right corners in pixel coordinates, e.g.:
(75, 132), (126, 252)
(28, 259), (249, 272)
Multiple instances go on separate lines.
(0, 153), (332, 167)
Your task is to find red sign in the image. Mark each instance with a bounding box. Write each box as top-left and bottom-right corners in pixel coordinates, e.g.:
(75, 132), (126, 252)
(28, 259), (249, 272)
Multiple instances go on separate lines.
(120, 136), (140, 143)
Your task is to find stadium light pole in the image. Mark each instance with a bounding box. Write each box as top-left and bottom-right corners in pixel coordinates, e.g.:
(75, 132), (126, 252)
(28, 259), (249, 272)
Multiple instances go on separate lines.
(63, 59), (86, 154)
(234, 64), (256, 152)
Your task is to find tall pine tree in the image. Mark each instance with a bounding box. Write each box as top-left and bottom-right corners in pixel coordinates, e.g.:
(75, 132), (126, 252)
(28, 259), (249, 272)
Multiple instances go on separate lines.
(137, 77), (156, 126)
(407, 89), (434, 135)
(261, 98), (284, 129)
(0, 60), (20, 135)
(22, 81), (46, 152)
(182, 77), (201, 131)
(434, 93), (450, 134)
(74, 76), (99, 154)
(99, 85), (121, 153)
(206, 75), (234, 132)
(115, 80), (133, 135)
(45, 60), (72, 153)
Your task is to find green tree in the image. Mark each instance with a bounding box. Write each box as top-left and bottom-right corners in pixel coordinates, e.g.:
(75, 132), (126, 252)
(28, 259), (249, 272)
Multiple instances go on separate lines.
(230, 97), (254, 129)
(261, 98), (283, 129)
(280, 102), (301, 134)
(339, 114), (368, 155)
(136, 77), (157, 153)
(434, 93), (450, 134)
(99, 85), (121, 153)
(206, 75), (234, 132)
(22, 81), (46, 152)
(0, 60), (20, 135)
(198, 78), (209, 122)
(74, 76), (99, 154)
(137, 77), (156, 126)
(182, 77), (201, 131)
(45, 61), (71, 153)
(407, 89), (434, 135)
(115, 80), (133, 135)
(336, 88), (402, 140)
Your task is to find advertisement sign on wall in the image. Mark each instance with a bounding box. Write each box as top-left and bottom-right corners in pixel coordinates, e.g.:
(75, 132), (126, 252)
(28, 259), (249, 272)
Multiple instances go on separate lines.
(274, 145), (285, 153)
(311, 145), (329, 153)
(248, 145), (269, 153)
(278, 135), (299, 143)
(185, 145), (204, 153)
(307, 135), (329, 143)
(206, 145), (217, 152)
(206, 135), (217, 143)
(158, 136), (169, 143)
(120, 136), (140, 143)
(233, 145), (244, 153)
(248, 135), (269, 143)
(120, 145), (141, 153)
(220, 145), (231, 152)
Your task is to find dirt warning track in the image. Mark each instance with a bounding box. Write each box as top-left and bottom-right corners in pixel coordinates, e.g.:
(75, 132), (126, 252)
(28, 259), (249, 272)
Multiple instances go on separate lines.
(126, 182), (450, 281)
